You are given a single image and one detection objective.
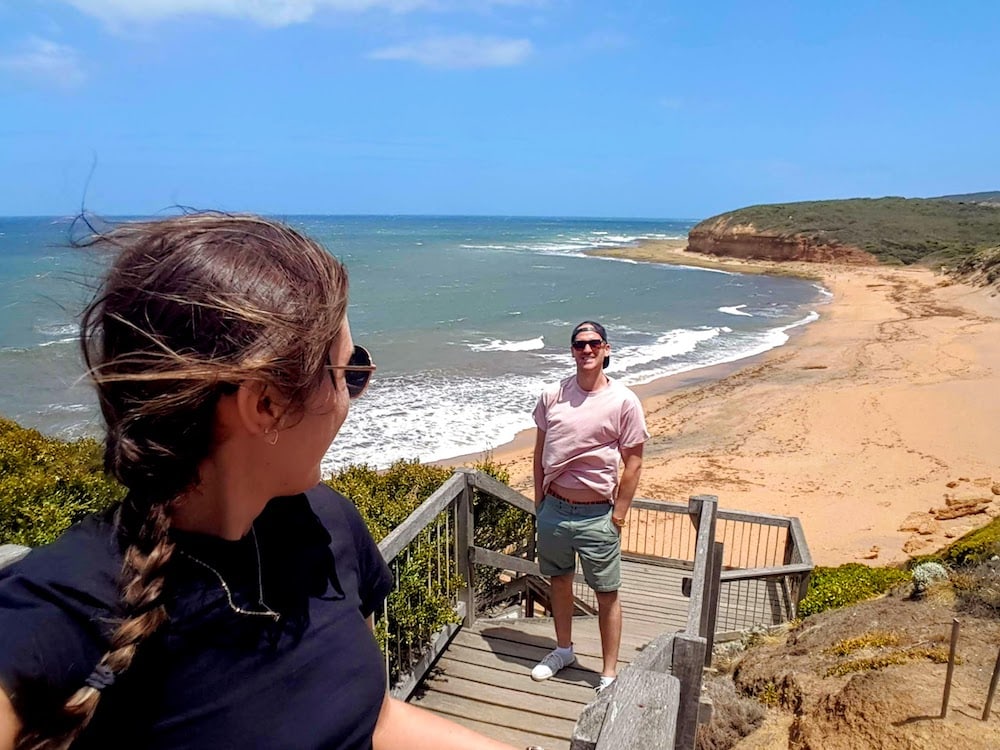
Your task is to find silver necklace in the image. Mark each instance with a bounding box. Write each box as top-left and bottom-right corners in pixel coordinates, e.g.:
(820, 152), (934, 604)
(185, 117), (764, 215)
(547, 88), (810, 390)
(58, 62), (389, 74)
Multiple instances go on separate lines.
(179, 527), (280, 622)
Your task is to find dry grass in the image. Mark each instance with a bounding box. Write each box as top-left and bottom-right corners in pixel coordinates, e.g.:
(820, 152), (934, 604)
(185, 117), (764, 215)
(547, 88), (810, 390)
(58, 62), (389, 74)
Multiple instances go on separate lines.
(695, 676), (767, 750)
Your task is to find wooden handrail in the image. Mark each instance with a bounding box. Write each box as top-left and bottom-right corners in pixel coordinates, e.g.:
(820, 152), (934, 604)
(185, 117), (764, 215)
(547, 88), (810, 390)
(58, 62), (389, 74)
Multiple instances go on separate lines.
(377, 471), (467, 562)
(684, 494), (718, 637)
(2, 469), (815, 738)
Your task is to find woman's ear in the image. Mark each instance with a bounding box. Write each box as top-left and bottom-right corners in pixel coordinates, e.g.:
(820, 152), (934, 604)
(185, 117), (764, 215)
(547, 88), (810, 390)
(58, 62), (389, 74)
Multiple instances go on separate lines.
(230, 380), (282, 437)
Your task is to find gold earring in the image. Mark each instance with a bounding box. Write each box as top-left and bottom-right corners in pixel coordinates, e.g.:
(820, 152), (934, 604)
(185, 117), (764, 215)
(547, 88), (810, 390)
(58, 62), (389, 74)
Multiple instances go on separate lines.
(265, 429), (279, 446)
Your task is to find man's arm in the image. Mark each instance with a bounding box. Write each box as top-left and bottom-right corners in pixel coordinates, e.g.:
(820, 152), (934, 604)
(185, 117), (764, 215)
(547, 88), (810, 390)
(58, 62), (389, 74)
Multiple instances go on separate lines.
(532, 429), (546, 509)
(613, 443), (644, 526)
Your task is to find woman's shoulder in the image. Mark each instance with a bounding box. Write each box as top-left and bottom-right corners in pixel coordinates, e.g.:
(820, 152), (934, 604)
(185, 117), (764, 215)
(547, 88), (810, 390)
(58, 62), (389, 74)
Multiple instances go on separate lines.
(0, 510), (122, 686)
(1, 509), (122, 604)
(304, 482), (364, 527)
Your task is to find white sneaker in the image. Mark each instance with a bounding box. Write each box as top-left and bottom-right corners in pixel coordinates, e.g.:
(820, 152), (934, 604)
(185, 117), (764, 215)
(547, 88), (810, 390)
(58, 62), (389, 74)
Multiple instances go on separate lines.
(595, 675), (616, 694)
(531, 648), (575, 681)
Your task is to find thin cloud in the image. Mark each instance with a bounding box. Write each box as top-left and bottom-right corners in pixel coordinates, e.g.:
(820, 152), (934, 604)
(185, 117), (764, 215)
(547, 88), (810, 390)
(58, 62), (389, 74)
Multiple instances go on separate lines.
(369, 35), (533, 69)
(0, 37), (87, 87)
(62, 0), (538, 27)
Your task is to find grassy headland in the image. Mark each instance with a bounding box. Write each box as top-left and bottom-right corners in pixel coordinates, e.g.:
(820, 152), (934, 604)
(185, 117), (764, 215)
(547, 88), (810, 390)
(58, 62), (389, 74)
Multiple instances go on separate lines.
(691, 196), (1000, 273)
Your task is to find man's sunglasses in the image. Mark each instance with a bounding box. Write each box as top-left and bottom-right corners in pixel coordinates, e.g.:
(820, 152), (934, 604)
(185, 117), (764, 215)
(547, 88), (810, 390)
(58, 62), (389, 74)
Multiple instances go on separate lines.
(327, 345), (376, 399)
(572, 338), (606, 351)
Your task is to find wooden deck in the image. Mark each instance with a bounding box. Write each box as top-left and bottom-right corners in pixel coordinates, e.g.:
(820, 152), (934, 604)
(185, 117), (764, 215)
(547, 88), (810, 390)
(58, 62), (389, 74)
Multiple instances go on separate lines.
(410, 558), (797, 748)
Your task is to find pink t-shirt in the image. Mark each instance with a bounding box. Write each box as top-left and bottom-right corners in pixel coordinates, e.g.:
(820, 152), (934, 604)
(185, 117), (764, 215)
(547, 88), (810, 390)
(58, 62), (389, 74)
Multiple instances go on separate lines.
(532, 375), (649, 499)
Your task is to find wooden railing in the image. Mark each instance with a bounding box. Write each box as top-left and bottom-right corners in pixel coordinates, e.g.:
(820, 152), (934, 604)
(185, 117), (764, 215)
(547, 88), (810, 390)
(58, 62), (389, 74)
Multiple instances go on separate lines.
(0, 471), (814, 747)
(574, 497), (814, 638)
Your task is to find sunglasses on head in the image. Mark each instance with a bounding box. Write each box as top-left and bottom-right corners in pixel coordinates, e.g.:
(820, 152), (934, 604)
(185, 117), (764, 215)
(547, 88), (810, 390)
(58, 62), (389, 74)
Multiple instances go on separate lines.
(326, 345), (376, 399)
(572, 338), (605, 351)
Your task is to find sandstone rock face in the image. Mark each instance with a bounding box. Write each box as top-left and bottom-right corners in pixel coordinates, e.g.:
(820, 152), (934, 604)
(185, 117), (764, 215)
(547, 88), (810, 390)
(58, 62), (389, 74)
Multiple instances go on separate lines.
(731, 594), (1000, 750)
(688, 219), (879, 264)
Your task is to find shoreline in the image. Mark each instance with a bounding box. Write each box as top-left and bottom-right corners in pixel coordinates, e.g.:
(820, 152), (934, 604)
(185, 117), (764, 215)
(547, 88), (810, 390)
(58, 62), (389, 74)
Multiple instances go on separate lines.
(442, 240), (1000, 567)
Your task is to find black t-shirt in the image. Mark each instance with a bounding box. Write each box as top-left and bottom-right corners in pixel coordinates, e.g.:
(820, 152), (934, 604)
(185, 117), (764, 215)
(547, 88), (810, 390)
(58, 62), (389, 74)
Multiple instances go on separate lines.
(0, 484), (394, 749)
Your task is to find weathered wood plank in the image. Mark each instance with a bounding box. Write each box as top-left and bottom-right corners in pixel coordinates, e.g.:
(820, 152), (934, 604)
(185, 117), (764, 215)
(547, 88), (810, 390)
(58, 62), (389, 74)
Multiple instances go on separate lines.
(0, 545), (30, 569)
(412, 690), (576, 740)
(430, 712), (563, 750)
(596, 669), (680, 750)
(462, 467), (536, 515)
(570, 688), (612, 750)
(716, 507), (797, 526)
(472, 546), (542, 577)
(407, 481), (811, 750)
(457, 480), (475, 627)
(719, 563), (813, 581)
(390, 613), (463, 700)
(423, 671), (585, 720)
(443, 642), (604, 686)
(630, 498), (689, 514)
(432, 657), (593, 704)
(671, 634), (707, 750)
(471, 620), (648, 664)
(685, 495), (718, 636)
(631, 632), (677, 673)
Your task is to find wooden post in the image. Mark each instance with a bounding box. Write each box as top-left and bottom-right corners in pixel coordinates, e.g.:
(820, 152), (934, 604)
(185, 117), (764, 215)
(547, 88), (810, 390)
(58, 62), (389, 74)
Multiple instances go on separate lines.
(595, 669), (679, 749)
(983, 645), (1000, 721)
(0, 544), (30, 569)
(941, 618), (960, 718)
(671, 633), (707, 750)
(455, 475), (475, 627)
(704, 541), (723, 666)
(685, 495), (718, 637)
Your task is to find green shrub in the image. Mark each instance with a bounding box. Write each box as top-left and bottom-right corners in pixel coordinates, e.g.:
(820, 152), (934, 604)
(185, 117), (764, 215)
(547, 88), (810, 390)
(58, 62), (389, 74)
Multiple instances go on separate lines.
(0, 418), (125, 546)
(1, 416), (531, 687)
(939, 517), (1000, 567)
(325, 457), (532, 681)
(470, 454), (534, 608)
(799, 563), (909, 617)
(327, 460), (453, 543)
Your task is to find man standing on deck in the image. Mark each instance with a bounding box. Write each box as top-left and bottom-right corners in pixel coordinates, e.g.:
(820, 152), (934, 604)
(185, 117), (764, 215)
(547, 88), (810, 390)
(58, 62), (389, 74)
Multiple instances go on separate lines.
(530, 321), (648, 694)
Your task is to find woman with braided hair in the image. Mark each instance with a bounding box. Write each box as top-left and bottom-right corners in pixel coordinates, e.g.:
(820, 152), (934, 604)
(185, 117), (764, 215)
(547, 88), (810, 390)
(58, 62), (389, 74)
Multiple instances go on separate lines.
(0, 214), (523, 750)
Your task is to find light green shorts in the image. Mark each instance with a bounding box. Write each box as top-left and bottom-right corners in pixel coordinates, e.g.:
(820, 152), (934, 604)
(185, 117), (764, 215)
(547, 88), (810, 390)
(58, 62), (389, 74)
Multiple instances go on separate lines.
(536, 494), (621, 592)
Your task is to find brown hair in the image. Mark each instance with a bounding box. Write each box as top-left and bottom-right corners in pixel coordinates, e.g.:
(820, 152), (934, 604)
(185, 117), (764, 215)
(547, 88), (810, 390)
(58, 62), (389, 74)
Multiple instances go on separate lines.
(18, 213), (348, 749)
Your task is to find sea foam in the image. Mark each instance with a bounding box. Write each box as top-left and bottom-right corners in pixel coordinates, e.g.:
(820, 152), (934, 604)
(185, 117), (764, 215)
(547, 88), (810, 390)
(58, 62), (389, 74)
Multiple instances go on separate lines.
(469, 336), (544, 352)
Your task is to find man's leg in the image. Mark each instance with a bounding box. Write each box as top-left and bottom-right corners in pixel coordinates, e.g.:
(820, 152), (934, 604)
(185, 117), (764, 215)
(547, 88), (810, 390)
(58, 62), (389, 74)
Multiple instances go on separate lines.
(576, 508), (622, 689)
(550, 572), (576, 648)
(532, 500), (577, 681)
(595, 589), (622, 678)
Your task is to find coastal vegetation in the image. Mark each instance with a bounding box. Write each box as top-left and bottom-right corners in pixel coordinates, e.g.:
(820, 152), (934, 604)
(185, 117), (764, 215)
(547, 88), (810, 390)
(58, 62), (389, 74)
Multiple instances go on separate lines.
(0, 417), (531, 683)
(691, 196), (1000, 269)
(797, 562), (910, 617)
(0, 417), (124, 546)
(5, 416), (1000, 746)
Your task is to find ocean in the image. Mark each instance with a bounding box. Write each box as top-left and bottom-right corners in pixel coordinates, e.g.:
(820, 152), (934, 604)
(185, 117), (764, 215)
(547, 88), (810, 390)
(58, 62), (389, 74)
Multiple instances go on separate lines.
(0, 215), (827, 474)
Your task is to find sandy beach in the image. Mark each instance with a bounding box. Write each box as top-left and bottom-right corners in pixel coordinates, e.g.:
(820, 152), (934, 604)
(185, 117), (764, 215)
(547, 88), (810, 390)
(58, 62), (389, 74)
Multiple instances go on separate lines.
(451, 241), (1000, 567)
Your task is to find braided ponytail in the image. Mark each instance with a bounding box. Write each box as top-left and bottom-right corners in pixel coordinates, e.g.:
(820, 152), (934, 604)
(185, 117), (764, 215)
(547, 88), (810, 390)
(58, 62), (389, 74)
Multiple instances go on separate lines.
(17, 503), (174, 750)
(17, 213), (348, 748)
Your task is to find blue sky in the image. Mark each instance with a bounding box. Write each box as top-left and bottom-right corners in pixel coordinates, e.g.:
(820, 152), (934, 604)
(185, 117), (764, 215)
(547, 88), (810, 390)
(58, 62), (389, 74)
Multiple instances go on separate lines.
(1, 1), (997, 218)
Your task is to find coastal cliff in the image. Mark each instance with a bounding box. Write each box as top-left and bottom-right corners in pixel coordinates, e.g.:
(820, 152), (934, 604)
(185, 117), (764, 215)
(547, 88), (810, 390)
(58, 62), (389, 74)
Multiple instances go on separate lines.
(686, 196), (1000, 269)
(688, 217), (877, 265)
